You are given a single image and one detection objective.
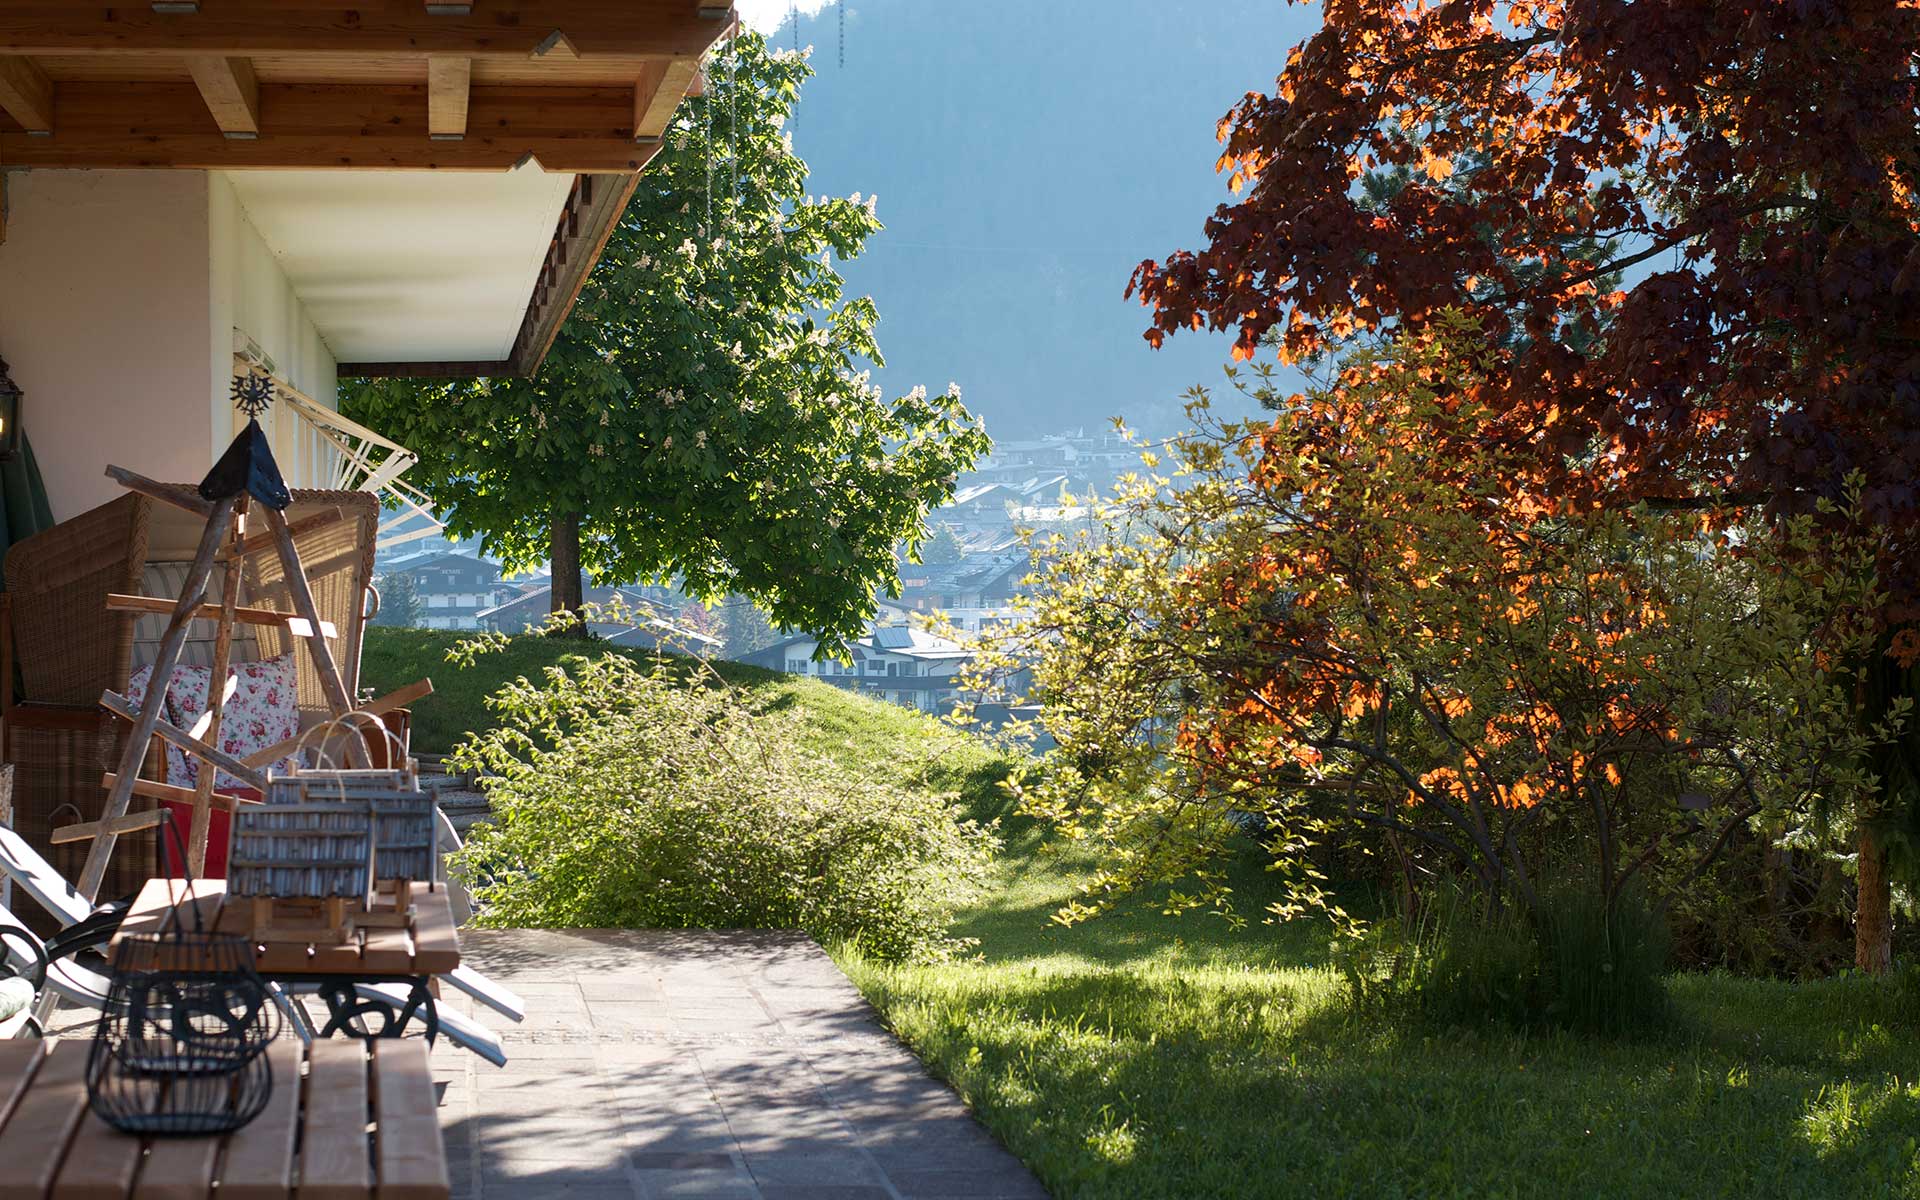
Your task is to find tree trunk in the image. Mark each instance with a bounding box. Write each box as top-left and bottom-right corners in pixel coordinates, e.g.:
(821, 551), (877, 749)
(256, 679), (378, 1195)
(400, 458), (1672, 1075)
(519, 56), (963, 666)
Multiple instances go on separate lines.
(549, 509), (586, 635)
(1856, 825), (1893, 975)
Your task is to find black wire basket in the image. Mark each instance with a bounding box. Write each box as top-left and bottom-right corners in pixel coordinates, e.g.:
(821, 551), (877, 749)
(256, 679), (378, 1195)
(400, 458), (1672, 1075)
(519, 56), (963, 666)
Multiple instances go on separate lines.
(86, 817), (281, 1136)
(86, 930), (280, 1136)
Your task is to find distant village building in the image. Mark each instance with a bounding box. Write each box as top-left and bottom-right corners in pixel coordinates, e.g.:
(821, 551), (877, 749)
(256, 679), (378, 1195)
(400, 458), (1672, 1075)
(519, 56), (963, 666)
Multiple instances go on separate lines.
(374, 531), (490, 574)
(478, 584), (721, 656)
(380, 552), (508, 631)
(962, 430), (1139, 498)
(893, 555), (1026, 634)
(742, 626), (984, 714)
(941, 483), (1018, 528)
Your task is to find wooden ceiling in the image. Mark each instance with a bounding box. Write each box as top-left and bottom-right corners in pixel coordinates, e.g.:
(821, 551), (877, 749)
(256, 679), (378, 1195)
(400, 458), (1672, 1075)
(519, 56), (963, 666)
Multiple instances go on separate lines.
(0, 3), (733, 172)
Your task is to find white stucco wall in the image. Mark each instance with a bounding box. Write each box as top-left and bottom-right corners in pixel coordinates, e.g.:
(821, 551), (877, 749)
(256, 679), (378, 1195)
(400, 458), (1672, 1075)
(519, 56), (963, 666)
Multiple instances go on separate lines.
(0, 170), (216, 520)
(0, 169), (339, 522)
(208, 172), (339, 491)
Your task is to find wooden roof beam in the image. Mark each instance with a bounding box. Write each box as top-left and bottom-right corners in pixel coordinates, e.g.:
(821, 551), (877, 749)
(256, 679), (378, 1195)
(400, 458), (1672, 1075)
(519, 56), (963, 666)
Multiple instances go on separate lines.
(0, 82), (662, 173)
(0, 4), (732, 60)
(0, 56), (51, 133)
(633, 57), (698, 143)
(186, 56), (259, 136)
(427, 55), (471, 139)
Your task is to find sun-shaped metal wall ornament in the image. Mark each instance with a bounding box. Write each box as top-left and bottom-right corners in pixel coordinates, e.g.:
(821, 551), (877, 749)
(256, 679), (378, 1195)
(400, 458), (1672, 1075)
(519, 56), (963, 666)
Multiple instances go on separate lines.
(230, 369), (275, 419)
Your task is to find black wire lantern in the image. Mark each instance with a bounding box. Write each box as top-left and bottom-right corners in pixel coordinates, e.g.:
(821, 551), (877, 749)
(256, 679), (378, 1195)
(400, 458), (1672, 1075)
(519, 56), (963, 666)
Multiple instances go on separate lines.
(86, 821), (280, 1136)
(0, 357), (25, 463)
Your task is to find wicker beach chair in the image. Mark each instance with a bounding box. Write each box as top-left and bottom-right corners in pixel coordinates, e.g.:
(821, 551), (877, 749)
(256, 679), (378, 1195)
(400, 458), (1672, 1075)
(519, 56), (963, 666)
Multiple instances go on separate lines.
(0, 489), (380, 912)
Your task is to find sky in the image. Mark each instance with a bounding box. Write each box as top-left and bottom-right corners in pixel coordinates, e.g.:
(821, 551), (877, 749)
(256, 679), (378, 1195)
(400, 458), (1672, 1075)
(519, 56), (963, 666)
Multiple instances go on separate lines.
(736, 0), (836, 33)
(742, 1), (1322, 441)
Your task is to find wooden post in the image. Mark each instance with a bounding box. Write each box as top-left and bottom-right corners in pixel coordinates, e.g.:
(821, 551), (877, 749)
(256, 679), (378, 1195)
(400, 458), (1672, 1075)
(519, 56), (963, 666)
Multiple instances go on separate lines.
(187, 494), (249, 876)
(79, 494), (236, 901)
(263, 506), (368, 767)
(0, 764), (13, 913)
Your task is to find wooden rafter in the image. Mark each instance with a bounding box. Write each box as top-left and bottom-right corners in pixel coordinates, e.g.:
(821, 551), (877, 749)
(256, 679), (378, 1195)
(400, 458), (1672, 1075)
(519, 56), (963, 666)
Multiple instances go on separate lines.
(509, 170), (635, 371)
(0, 3), (732, 59)
(0, 55), (50, 132)
(186, 55), (259, 136)
(427, 55), (471, 138)
(633, 56), (698, 142)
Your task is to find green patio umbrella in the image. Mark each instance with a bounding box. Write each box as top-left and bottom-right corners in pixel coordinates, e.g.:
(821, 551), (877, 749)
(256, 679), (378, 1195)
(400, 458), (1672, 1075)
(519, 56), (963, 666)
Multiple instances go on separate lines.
(0, 435), (54, 579)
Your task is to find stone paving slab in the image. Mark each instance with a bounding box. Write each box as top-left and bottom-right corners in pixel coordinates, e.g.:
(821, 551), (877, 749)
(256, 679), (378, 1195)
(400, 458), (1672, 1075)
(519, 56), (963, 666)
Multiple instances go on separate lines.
(40, 928), (1042, 1198)
(435, 929), (1050, 1200)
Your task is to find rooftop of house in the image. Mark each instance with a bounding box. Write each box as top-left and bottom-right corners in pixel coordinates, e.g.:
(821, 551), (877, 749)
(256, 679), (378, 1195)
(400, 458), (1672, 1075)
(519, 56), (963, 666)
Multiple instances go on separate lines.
(476, 584), (721, 650)
(898, 555), (1026, 595)
(946, 483), (1014, 507)
(758, 624), (972, 663)
(381, 551), (506, 579)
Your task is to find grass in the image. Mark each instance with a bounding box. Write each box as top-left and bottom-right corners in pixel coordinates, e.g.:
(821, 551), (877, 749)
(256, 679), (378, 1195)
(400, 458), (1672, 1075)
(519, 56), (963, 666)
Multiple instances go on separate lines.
(842, 793), (1920, 1198)
(369, 626), (1920, 1199)
(361, 627), (1012, 803)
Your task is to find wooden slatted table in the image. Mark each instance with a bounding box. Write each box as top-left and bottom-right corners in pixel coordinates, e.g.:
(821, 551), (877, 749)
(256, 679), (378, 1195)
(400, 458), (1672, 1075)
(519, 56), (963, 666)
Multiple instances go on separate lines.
(110, 879), (461, 1043)
(0, 1036), (449, 1199)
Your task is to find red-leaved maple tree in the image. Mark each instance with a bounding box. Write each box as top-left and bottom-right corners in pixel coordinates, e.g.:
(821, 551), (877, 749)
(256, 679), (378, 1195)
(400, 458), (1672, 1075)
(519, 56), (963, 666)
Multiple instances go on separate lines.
(1129, 0), (1920, 970)
(1132, 0), (1918, 549)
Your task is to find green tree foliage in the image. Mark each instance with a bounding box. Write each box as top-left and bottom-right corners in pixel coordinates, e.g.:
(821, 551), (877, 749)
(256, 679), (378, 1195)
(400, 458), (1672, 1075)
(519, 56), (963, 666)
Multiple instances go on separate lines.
(919, 523), (965, 564)
(344, 33), (988, 649)
(372, 571), (423, 628)
(718, 597), (779, 660)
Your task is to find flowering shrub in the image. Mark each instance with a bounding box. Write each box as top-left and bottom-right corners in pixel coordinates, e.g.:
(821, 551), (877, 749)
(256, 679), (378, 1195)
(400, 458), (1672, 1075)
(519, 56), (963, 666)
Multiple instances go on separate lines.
(449, 647), (997, 961)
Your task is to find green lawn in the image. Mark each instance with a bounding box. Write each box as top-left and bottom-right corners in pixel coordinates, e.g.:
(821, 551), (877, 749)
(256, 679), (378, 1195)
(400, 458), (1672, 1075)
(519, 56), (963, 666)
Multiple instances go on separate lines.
(366, 627), (1920, 1199)
(842, 800), (1920, 1199)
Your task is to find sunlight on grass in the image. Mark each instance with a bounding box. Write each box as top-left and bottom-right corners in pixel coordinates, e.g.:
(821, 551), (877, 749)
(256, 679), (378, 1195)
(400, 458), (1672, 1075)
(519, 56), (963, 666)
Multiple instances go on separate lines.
(839, 832), (1920, 1199)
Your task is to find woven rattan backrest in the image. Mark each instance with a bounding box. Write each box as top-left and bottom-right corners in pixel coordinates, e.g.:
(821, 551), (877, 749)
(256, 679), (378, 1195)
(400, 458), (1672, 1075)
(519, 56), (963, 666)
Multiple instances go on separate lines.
(8, 489), (375, 720)
(231, 490), (378, 720)
(3, 493), (148, 705)
(130, 561), (264, 672)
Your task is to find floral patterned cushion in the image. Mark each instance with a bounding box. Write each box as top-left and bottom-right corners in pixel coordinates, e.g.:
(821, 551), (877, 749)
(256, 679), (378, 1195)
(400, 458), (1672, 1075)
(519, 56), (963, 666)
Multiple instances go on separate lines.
(124, 662), (191, 786)
(127, 654), (300, 790)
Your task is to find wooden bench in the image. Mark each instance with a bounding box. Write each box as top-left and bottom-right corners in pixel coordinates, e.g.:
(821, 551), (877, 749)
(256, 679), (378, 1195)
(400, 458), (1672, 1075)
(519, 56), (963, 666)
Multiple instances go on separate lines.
(0, 1037), (448, 1199)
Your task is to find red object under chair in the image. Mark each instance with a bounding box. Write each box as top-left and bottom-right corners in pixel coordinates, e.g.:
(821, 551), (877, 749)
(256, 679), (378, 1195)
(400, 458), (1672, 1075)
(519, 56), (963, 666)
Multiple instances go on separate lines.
(158, 791), (261, 880)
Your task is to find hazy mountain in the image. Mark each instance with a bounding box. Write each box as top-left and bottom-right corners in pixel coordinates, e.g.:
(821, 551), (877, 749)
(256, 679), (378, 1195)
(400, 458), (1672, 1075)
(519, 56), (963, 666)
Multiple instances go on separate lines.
(774, 1), (1319, 440)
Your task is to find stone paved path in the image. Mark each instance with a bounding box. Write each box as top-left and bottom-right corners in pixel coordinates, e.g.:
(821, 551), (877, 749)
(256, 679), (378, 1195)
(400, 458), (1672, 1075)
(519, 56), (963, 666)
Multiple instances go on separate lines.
(434, 929), (1048, 1200)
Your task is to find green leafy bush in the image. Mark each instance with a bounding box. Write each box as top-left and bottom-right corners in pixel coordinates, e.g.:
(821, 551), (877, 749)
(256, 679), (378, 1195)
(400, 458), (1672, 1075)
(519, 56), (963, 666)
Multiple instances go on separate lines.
(449, 650), (998, 961)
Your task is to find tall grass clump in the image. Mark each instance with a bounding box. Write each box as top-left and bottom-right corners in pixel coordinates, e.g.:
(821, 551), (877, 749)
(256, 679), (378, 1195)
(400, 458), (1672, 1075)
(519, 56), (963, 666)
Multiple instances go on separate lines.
(1536, 883), (1670, 1034)
(1340, 882), (1670, 1034)
(448, 643), (998, 961)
